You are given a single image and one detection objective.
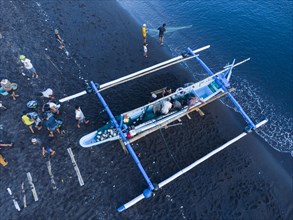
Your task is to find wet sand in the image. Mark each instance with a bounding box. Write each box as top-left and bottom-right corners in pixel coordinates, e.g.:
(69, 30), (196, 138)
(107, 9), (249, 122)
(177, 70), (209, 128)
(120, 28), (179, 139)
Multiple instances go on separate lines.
(0, 0), (292, 219)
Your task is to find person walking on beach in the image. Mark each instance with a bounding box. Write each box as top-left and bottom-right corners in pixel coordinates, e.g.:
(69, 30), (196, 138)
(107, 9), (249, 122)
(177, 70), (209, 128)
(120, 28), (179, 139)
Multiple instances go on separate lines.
(55, 29), (65, 49)
(158, 23), (166, 45)
(75, 105), (89, 128)
(19, 55), (39, 78)
(143, 43), (148, 57)
(142, 24), (147, 43)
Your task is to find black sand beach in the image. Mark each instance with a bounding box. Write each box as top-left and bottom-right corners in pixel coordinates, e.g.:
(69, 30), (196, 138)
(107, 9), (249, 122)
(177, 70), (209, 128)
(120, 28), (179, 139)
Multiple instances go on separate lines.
(0, 0), (292, 219)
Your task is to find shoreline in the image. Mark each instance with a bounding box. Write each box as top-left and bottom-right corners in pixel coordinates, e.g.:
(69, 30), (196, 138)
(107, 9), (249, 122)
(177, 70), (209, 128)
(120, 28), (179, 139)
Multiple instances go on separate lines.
(0, 0), (292, 219)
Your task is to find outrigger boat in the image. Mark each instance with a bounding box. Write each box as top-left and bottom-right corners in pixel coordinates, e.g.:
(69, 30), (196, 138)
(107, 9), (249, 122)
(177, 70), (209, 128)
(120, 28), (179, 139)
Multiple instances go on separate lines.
(79, 60), (240, 148)
(60, 45), (268, 212)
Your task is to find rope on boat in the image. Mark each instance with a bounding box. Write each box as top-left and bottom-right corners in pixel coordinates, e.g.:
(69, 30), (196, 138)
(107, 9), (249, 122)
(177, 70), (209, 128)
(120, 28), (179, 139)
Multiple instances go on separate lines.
(159, 128), (199, 210)
(159, 129), (182, 170)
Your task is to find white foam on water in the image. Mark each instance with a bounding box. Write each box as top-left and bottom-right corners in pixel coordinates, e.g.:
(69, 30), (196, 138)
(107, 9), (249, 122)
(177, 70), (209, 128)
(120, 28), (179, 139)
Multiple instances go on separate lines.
(221, 78), (293, 153)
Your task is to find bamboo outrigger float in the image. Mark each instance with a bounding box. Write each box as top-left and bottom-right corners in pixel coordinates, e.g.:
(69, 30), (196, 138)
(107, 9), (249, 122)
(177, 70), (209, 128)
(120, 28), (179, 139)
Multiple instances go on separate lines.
(60, 45), (268, 212)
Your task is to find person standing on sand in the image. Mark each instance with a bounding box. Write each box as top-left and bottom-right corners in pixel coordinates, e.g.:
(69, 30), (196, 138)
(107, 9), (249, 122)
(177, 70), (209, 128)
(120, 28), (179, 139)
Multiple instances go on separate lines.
(75, 105), (89, 128)
(142, 24), (147, 44)
(158, 23), (166, 45)
(19, 55), (38, 78)
(143, 43), (148, 57)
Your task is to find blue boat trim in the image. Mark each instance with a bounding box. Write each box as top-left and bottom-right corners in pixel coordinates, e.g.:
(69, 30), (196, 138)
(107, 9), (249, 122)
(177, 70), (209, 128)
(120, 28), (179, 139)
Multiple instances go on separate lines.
(90, 81), (155, 192)
(187, 48), (256, 129)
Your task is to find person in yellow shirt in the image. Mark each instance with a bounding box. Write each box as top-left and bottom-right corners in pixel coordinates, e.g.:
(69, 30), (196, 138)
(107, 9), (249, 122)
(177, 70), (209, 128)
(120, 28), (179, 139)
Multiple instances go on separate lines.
(0, 142), (13, 167)
(142, 24), (147, 44)
(21, 113), (42, 133)
(0, 154), (8, 166)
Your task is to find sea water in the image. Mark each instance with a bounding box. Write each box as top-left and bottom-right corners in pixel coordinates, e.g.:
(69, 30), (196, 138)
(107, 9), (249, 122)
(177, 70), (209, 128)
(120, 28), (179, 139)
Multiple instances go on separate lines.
(118, 0), (293, 153)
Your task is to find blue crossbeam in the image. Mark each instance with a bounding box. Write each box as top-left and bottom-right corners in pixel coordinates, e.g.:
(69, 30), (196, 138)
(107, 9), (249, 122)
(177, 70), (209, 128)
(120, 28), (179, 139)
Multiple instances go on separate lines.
(187, 48), (256, 129)
(89, 81), (155, 191)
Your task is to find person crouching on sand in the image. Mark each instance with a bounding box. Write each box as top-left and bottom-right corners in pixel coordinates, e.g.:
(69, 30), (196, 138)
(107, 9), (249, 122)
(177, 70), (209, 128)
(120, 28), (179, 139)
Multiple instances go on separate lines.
(1, 79), (19, 100)
(75, 105), (89, 128)
(31, 138), (55, 157)
(38, 88), (55, 101)
(19, 55), (39, 78)
(21, 112), (42, 134)
(43, 114), (61, 137)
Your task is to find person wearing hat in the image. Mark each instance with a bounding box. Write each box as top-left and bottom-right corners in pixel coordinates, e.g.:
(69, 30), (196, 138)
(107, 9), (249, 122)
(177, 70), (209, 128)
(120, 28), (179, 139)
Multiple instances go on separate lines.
(142, 23), (147, 44)
(19, 55), (38, 78)
(0, 79), (18, 100)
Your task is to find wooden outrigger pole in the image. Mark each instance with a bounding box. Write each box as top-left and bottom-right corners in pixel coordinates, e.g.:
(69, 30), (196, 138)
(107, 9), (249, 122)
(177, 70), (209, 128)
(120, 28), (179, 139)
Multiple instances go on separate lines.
(59, 45), (210, 103)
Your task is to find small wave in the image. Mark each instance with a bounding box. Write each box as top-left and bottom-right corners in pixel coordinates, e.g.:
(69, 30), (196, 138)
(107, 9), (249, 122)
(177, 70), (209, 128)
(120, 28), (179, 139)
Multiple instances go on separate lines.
(221, 78), (293, 153)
